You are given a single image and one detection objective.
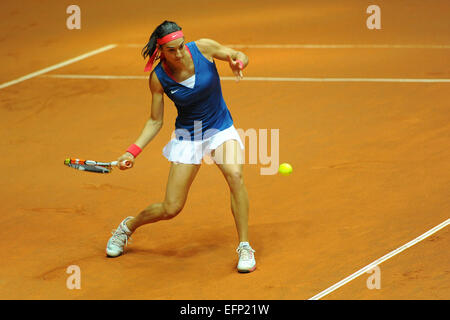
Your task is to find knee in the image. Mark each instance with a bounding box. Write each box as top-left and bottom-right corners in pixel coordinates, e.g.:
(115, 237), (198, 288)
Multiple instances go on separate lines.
(225, 170), (244, 190)
(162, 201), (184, 219)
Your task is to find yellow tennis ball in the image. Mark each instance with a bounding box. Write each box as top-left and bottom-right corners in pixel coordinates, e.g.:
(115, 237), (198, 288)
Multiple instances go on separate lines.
(279, 163), (293, 176)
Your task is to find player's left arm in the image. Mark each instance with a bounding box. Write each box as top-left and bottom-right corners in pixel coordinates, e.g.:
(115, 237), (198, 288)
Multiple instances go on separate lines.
(196, 38), (248, 80)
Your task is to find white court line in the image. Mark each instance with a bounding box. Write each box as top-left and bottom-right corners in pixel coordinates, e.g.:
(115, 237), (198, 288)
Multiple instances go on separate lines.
(0, 44), (117, 90)
(124, 43), (450, 49)
(44, 74), (146, 80)
(43, 74), (450, 83)
(226, 44), (450, 49)
(309, 218), (450, 300)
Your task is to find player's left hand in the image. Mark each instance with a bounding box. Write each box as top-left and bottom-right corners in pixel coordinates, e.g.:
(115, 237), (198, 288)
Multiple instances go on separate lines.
(228, 55), (244, 82)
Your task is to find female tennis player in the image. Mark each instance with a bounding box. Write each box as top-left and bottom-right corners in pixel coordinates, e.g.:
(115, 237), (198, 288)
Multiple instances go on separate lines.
(106, 21), (256, 273)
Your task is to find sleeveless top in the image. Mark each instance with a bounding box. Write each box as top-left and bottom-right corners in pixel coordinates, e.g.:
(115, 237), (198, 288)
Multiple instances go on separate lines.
(154, 41), (234, 141)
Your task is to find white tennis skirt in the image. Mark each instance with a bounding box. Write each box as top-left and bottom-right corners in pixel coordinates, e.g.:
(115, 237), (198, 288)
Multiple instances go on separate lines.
(163, 125), (244, 164)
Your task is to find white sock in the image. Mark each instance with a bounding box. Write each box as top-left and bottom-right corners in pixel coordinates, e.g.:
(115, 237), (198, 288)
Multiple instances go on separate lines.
(239, 241), (250, 247)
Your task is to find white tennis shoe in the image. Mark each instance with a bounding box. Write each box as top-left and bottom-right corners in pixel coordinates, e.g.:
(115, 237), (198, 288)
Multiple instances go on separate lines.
(106, 216), (134, 257)
(236, 243), (256, 273)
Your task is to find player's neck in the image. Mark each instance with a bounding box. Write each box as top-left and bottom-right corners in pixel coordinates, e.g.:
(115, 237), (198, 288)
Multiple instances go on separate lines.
(165, 55), (192, 75)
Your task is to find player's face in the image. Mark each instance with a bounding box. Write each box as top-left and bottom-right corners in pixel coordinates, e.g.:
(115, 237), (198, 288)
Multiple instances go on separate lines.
(162, 38), (186, 63)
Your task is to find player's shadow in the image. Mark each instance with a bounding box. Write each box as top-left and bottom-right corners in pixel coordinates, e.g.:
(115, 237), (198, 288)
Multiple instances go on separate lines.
(103, 218), (312, 276)
(125, 228), (231, 258)
(126, 242), (224, 258)
(120, 218), (311, 260)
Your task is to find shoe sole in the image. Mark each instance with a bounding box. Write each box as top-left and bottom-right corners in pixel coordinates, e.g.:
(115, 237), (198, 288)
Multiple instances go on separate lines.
(238, 266), (256, 273)
(106, 251), (123, 258)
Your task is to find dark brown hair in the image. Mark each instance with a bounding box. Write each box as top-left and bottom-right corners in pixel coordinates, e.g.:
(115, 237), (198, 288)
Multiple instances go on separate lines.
(142, 21), (182, 60)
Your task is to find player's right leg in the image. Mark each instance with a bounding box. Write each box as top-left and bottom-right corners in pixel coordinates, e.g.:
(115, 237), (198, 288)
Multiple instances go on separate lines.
(106, 162), (201, 257)
(129, 162), (201, 229)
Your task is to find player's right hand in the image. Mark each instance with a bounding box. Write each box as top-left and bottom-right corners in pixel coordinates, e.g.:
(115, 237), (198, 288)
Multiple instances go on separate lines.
(117, 152), (135, 170)
(227, 55), (244, 82)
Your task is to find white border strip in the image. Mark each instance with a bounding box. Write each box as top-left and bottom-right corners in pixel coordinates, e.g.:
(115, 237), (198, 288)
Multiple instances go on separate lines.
(124, 44), (450, 49)
(0, 44), (117, 90)
(43, 74), (450, 83)
(309, 218), (450, 300)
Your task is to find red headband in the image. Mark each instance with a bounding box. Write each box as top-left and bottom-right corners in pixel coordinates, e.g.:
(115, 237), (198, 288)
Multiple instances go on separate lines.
(144, 31), (184, 72)
(157, 30), (184, 45)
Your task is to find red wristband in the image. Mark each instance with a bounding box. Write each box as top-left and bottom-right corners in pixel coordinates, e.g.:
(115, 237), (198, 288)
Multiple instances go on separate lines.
(126, 144), (142, 157)
(236, 59), (244, 70)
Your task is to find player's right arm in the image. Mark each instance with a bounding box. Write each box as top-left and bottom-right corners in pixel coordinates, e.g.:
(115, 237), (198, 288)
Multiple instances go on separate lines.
(117, 71), (164, 169)
(133, 71), (165, 148)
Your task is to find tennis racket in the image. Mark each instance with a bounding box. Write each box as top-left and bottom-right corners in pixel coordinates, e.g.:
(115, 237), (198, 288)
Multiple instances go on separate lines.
(64, 158), (132, 174)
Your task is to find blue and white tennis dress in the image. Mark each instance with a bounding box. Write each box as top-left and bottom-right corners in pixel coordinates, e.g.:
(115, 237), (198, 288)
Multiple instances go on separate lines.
(154, 41), (244, 164)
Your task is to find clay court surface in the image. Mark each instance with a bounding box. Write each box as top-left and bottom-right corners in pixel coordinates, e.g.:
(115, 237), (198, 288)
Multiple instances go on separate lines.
(1, 0), (449, 300)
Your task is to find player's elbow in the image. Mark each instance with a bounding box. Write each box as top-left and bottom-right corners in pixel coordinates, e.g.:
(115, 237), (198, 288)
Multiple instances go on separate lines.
(148, 118), (163, 129)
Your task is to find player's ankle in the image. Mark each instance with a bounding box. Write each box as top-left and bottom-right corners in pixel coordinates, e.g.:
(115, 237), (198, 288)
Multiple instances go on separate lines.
(125, 219), (135, 233)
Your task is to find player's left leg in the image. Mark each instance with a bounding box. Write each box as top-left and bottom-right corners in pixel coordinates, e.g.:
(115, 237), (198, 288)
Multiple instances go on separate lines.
(212, 139), (256, 273)
(212, 139), (248, 241)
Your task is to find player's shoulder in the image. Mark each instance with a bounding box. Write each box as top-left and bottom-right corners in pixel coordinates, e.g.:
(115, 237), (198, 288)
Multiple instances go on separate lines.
(149, 69), (163, 93)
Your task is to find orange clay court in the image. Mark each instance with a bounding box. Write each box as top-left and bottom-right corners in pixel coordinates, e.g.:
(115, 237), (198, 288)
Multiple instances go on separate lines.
(0, 0), (449, 300)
